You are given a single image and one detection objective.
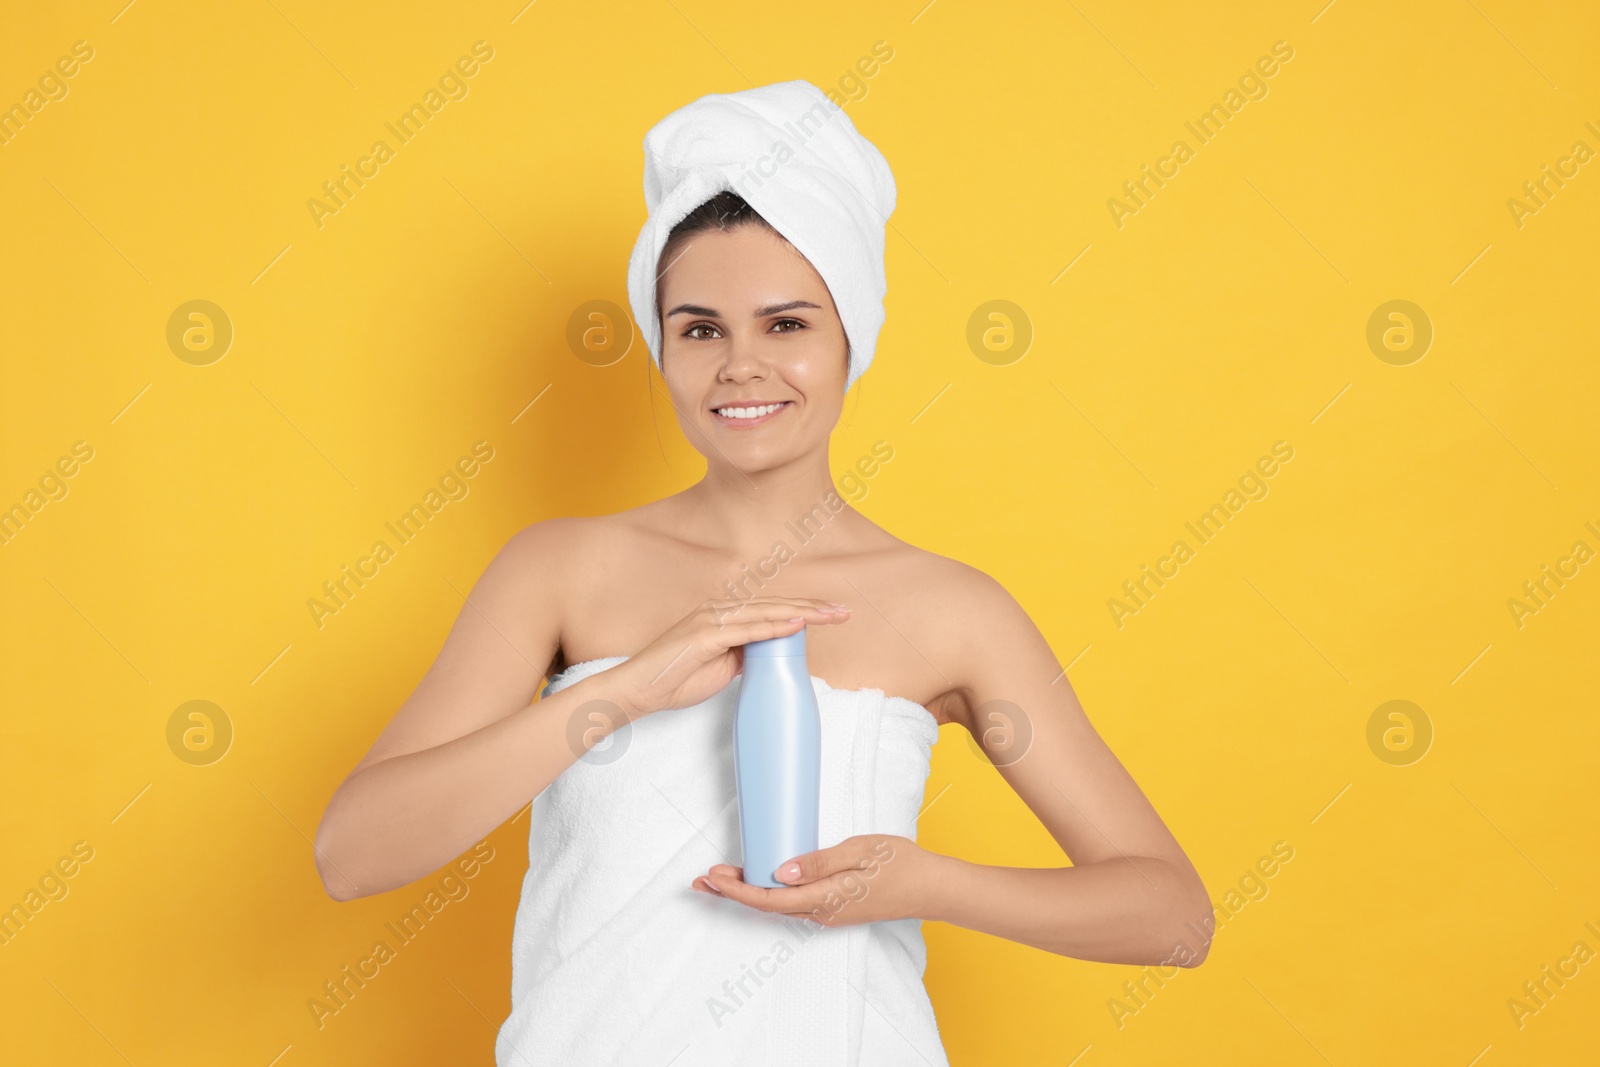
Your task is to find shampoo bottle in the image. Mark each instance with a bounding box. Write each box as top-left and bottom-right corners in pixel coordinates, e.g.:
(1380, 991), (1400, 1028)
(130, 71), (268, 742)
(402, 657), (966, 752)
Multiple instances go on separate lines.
(734, 627), (821, 888)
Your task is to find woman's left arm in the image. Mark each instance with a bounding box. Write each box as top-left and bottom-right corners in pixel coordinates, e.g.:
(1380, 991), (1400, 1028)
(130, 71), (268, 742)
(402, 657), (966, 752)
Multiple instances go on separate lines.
(695, 571), (1214, 968)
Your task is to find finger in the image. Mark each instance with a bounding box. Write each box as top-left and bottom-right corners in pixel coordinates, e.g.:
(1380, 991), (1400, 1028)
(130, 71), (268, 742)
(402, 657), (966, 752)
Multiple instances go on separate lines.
(700, 616), (804, 654)
(711, 615), (841, 652)
(711, 602), (849, 627)
(774, 839), (875, 885)
(708, 599), (851, 623)
(704, 873), (804, 912)
(707, 869), (836, 909)
(718, 596), (849, 610)
(754, 597), (850, 615)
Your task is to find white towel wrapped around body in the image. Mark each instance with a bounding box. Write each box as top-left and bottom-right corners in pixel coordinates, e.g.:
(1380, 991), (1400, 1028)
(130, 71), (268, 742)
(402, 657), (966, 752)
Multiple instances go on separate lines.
(495, 655), (949, 1066)
(626, 79), (898, 393)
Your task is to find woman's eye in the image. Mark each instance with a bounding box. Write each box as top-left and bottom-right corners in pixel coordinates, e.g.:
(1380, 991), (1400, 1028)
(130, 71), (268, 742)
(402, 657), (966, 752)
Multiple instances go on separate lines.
(683, 319), (804, 339)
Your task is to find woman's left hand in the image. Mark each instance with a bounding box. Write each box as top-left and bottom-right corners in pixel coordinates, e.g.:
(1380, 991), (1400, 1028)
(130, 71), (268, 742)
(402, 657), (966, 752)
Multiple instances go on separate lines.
(691, 834), (938, 926)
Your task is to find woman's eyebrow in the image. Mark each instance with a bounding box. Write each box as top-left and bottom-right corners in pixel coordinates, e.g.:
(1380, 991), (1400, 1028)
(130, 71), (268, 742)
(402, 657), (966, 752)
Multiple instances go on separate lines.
(665, 300), (822, 319)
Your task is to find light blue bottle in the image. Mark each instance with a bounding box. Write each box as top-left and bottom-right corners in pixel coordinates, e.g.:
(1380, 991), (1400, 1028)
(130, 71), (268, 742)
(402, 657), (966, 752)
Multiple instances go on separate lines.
(734, 627), (821, 888)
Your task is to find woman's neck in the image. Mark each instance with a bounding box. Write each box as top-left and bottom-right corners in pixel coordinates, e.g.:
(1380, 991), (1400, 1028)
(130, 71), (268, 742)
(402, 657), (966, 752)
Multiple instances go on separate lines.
(674, 454), (856, 560)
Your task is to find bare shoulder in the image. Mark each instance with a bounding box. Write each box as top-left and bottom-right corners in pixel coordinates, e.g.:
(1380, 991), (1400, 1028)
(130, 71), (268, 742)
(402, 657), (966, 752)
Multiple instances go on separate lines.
(493, 506), (667, 603)
(860, 535), (1057, 717)
(498, 507), (658, 567)
(467, 517), (584, 632)
(492, 512), (642, 622)
(869, 537), (1031, 630)
(492, 514), (585, 578)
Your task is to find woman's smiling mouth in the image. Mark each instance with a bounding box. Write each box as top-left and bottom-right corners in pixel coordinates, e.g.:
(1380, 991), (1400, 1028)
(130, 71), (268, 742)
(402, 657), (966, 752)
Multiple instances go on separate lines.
(711, 400), (793, 427)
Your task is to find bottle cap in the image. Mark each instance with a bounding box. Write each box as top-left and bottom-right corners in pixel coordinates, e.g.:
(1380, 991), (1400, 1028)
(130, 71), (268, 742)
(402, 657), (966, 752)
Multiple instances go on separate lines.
(743, 627), (807, 658)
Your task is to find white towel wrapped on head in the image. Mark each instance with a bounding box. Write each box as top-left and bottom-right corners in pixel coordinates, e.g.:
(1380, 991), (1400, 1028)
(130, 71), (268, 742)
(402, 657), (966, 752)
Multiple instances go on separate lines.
(625, 79), (898, 392)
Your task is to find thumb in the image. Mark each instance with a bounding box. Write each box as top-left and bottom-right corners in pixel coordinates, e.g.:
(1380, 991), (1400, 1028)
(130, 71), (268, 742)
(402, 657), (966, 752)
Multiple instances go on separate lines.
(774, 839), (865, 885)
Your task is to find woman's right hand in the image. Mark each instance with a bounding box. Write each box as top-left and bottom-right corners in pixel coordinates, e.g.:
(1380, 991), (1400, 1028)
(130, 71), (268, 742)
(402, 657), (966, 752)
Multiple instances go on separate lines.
(599, 597), (852, 719)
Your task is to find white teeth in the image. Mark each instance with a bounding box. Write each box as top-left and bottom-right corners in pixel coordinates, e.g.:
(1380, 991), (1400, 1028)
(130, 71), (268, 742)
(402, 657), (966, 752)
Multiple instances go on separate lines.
(715, 402), (786, 419)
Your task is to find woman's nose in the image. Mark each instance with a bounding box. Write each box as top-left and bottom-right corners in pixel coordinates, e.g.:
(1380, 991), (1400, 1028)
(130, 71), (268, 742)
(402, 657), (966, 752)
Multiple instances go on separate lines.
(718, 331), (770, 381)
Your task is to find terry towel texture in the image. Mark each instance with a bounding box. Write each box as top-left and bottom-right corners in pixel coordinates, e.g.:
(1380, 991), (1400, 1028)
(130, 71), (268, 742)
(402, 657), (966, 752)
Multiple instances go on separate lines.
(625, 79), (898, 392)
(495, 655), (949, 1066)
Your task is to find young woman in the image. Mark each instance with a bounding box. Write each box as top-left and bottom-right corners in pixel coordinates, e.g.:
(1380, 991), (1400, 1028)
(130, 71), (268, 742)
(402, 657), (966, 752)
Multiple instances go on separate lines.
(315, 84), (1210, 1067)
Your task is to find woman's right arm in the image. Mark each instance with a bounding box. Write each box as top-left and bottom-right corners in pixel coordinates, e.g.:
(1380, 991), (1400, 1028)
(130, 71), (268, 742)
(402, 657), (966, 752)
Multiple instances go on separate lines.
(313, 519), (585, 899)
(312, 520), (849, 901)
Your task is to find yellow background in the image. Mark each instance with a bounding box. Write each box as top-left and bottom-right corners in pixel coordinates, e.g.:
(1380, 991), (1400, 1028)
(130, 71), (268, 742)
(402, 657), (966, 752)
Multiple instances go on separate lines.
(3, 0), (1597, 1063)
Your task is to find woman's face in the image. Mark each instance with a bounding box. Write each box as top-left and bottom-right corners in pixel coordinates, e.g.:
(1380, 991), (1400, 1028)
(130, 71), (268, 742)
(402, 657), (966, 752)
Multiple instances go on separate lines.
(656, 224), (848, 474)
